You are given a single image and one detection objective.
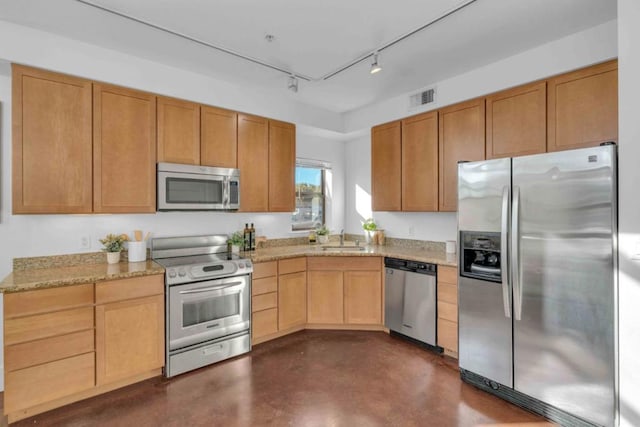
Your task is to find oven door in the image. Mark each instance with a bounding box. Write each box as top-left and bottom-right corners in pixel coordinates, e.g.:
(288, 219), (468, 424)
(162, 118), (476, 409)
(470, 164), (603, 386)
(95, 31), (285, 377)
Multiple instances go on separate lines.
(158, 171), (230, 211)
(168, 275), (250, 350)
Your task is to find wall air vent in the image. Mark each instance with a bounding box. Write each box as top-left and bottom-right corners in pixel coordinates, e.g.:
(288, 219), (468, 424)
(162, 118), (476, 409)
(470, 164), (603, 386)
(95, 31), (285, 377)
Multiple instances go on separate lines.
(409, 87), (436, 110)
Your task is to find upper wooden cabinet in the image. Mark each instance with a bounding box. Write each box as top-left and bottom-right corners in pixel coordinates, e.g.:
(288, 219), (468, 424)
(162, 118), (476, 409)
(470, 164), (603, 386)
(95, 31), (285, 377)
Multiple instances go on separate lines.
(402, 111), (438, 211)
(201, 106), (238, 168)
(486, 81), (547, 159)
(93, 84), (156, 213)
(371, 121), (402, 211)
(268, 120), (296, 212)
(238, 116), (296, 212)
(238, 113), (269, 212)
(438, 99), (486, 212)
(12, 65), (93, 214)
(547, 60), (618, 151)
(157, 96), (200, 165)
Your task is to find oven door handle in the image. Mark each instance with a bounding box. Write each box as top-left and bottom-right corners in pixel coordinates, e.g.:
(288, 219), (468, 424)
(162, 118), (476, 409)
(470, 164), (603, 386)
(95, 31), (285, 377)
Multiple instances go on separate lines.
(179, 281), (243, 294)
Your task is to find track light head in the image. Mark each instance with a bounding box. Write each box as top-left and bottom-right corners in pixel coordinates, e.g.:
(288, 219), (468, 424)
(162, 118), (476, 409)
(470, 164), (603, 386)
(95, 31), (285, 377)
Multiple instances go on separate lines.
(287, 75), (299, 92)
(370, 52), (382, 74)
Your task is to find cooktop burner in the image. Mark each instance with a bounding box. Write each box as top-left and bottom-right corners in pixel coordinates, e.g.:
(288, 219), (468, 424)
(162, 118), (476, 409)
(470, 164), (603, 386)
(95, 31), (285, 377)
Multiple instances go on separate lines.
(151, 234), (253, 285)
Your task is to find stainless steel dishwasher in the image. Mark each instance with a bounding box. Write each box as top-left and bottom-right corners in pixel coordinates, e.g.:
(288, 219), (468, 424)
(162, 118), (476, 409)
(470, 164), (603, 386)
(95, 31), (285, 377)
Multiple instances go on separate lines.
(384, 257), (437, 346)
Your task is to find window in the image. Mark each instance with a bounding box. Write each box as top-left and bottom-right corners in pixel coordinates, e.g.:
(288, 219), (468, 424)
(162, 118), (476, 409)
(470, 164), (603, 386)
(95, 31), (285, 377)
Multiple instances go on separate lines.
(292, 159), (329, 231)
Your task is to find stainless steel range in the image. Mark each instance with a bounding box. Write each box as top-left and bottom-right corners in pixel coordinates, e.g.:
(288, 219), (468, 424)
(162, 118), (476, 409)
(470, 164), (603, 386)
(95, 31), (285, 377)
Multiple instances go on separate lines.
(151, 234), (252, 377)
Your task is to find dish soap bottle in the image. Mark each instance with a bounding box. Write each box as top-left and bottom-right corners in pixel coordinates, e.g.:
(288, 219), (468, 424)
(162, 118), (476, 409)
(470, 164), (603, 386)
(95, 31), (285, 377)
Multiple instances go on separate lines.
(309, 229), (317, 244)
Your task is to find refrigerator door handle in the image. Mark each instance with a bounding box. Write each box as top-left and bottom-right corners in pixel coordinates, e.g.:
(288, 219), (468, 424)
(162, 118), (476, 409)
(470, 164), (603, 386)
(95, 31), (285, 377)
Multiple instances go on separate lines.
(500, 185), (511, 318)
(512, 185), (522, 321)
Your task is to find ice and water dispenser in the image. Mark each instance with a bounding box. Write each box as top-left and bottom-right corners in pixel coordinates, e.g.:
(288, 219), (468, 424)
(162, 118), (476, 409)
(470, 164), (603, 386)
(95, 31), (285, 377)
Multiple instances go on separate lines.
(459, 231), (502, 283)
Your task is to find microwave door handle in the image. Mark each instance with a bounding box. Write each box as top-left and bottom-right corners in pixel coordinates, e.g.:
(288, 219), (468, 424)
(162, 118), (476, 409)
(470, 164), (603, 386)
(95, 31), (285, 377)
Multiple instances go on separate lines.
(179, 281), (242, 294)
(223, 177), (229, 207)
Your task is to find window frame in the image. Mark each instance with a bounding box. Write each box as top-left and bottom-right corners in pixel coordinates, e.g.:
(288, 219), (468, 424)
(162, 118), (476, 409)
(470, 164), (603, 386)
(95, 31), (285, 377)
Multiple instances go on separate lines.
(291, 158), (330, 232)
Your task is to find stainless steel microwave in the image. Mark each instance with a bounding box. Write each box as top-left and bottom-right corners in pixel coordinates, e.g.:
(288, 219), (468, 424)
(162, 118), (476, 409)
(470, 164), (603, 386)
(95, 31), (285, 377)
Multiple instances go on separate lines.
(157, 162), (240, 211)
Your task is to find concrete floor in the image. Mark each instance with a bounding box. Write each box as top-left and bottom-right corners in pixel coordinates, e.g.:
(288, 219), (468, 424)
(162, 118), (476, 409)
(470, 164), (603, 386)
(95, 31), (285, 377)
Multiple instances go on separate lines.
(12, 330), (549, 426)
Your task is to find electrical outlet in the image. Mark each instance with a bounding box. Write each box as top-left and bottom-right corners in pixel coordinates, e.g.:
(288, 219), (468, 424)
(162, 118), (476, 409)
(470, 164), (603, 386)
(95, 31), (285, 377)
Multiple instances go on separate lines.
(408, 226), (415, 236)
(80, 235), (91, 249)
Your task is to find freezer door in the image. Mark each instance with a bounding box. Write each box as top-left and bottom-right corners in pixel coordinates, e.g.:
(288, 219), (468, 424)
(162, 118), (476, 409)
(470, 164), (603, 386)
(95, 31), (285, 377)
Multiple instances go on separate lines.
(512, 145), (616, 427)
(458, 158), (513, 387)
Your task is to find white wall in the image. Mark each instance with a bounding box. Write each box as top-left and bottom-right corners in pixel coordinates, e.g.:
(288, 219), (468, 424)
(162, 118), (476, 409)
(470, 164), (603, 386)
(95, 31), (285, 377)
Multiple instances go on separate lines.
(344, 19), (618, 133)
(617, 1), (640, 425)
(0, 20), (342, 133)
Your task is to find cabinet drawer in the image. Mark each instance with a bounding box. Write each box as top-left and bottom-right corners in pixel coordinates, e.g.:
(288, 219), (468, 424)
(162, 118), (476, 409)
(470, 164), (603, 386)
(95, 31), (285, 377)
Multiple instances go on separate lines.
(4, 352), (95, 414)
(438, 319), (458, 352)
(438, 266), (457, 285)
(437, 282), (458, 305)
(438, 301), (457, 323)
(278, 257), (306, 275)
(4, 283), (93, 318)
(253, 261), (277, 279)
(252, 292), (277, 312)
(252, 308), (278, 339)
(5, 329), (94, 372)
(307, 256), (380, 271)
(252, 276), (278, 296)
(5, 307), (94, 346)
(96, 274), (163, 304)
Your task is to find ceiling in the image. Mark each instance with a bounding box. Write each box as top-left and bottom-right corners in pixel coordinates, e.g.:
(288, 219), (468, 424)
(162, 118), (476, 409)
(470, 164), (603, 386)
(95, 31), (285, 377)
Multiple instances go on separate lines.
(0, 0), (617, 113)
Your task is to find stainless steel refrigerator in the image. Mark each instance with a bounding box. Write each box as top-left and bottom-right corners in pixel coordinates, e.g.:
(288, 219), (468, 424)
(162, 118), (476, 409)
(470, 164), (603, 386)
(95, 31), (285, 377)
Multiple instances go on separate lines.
(457, 144), (617, 427)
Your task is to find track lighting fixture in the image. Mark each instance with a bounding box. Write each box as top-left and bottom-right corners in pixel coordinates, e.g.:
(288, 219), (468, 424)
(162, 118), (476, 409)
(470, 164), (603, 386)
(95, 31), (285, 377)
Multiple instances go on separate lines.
(288, 75), (299, 92)
(370, 52), (382, 74)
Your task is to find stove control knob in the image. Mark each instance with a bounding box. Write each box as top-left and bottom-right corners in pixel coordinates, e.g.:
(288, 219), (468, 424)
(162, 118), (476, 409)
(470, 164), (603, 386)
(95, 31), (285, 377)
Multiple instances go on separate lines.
(238, 263), (245, 269)
(178, 269), (186, 277)
(168, 269), (177, 278)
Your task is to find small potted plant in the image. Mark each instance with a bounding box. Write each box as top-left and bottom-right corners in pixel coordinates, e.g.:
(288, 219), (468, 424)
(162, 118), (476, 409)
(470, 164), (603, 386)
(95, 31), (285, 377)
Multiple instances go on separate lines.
(99, 233), (129, 264)
(362, 218), (377, 244)
(316, 225), (330, 244)
(228, 231), (245, 253)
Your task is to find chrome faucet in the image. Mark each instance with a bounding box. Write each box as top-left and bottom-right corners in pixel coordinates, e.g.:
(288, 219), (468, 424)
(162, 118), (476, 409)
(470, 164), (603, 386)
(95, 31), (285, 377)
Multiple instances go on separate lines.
(340, 229), (345, 246)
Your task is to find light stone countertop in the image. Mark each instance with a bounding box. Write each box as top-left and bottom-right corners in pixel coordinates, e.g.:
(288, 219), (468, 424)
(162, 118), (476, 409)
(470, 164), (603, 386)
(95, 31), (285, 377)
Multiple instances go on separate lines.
(247, 243), (458, 267)
(0, 260), (165, 293)
(0, 241), (457, 294)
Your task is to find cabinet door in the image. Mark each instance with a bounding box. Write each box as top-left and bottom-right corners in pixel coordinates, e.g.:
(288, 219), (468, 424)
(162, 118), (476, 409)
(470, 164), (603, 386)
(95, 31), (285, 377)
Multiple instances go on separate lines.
(12, 65), (92, 213)
(486, 81), (546, 159)
(402, 111), (438, 211)
(438, 98), (485, 211)
(547, 60), (618, 151)
(307, 271), (343, 324)
(237, 113), (269, 212)
(95, 294), (164, 385)
(278, 271), (306, 330)
(371, 121), (401, 211)
(93, 84), (156, 213)
(344, 270), (382, 325)
(268, 120), (296, 212)
(157, 96), (200, 165)
(201, 106), (238, 167)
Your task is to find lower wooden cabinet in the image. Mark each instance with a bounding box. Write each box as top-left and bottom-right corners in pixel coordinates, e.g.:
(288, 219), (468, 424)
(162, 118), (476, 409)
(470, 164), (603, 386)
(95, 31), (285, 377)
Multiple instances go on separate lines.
(437, 266), (459, 356)
(344, 271), (382, 324)
(3, 275), (165, 422)
(307, 271), (344, 324)
(307, 257), (382, 327)
(95, 294), (164, 385)
(278, 271), (307, 330)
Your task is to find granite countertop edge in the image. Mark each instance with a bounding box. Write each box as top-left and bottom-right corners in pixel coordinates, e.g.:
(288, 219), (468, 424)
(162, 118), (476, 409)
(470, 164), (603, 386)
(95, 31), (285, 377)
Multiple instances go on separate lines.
(1, 245), (457, 294)
(0, 260), (165, 294)
(247, 244), (458, 267)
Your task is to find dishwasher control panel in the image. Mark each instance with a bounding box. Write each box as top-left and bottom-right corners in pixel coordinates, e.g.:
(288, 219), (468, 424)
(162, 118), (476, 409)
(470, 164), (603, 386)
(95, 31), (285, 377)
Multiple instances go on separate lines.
(384, 257), (436, 275)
